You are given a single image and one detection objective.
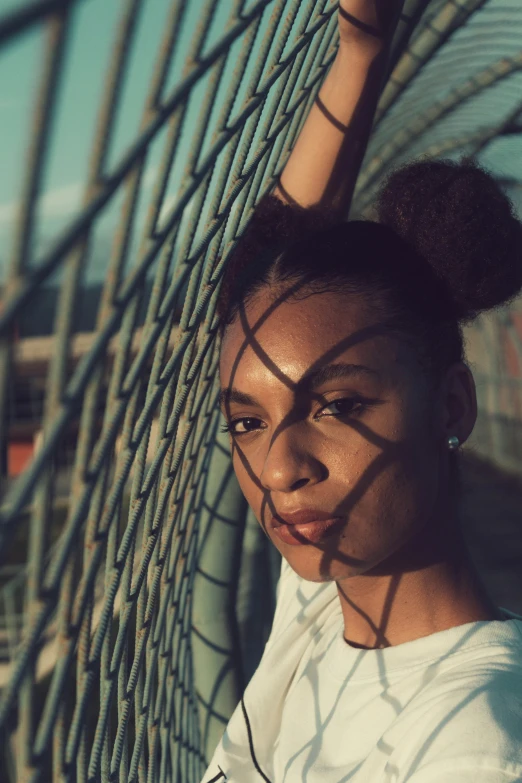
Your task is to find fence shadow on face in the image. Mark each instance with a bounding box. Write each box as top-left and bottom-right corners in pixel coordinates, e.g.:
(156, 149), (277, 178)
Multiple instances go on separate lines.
(220, 280), (422, 649)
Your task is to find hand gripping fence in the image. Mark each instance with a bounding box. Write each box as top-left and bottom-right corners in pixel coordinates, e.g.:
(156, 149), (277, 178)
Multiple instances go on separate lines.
(0, 1), (521, 782)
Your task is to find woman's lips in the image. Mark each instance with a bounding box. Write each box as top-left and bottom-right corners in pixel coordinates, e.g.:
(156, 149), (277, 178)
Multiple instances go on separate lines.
(270, 514), (345, 545)
(271, 508), (340, 526)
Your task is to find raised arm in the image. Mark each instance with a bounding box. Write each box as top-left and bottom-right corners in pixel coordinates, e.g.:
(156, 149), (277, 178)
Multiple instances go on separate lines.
(272, 0), (404, 218)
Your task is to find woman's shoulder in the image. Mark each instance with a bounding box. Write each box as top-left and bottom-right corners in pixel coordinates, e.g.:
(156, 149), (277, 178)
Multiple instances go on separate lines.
(387, 624), (522, 782)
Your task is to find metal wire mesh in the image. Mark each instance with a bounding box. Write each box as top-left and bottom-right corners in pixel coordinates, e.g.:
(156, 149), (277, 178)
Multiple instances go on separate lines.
(0, 1), (521, 782)
(0, 2), (347, 780)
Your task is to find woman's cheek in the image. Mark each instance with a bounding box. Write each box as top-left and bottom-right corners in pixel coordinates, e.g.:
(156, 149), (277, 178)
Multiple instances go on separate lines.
(232, 447), (261, 502)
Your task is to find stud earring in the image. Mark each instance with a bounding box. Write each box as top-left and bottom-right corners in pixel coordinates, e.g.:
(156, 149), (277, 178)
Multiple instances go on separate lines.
(447, 435), (460, 451)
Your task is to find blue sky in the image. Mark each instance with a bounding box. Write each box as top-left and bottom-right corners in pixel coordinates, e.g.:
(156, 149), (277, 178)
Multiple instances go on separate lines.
(1, 0), (167, 257)
(0, 0), (276, 284)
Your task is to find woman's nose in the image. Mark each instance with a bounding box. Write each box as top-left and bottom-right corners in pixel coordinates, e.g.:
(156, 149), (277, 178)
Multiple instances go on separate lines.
(259, 425), (324, 493)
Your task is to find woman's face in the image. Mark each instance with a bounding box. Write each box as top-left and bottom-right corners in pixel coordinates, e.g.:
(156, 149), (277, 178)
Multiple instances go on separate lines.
(218, 286), (464, 584)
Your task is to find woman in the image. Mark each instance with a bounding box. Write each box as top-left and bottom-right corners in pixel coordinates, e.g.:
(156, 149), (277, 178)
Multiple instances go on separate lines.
(201, 1), (522, 781)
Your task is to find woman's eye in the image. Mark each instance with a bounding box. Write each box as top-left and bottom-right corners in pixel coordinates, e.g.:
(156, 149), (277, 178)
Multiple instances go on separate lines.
(318, 398), (365, 417)
(220, 417), (263, 436)
(220, 398), (367, 437)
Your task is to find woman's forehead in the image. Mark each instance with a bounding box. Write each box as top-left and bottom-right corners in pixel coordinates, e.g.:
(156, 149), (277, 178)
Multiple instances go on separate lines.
(219, 290), (407, 387)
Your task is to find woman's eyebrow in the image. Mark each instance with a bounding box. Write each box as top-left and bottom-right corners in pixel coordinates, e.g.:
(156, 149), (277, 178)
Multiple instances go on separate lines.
(219, 388), (260, 410)
(298, 362), (379, 392)
(219, 363), (378, 411)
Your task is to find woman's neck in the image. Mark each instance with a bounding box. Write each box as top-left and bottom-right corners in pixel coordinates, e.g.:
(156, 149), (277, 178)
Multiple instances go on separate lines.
(336, 520), (502, 650)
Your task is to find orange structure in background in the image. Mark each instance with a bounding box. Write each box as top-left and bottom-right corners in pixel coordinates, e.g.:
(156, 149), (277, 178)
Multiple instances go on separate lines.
(8, 439), (34, 477)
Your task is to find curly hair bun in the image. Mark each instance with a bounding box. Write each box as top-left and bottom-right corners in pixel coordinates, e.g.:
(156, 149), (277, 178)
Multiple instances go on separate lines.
(376, 158), (522, 321)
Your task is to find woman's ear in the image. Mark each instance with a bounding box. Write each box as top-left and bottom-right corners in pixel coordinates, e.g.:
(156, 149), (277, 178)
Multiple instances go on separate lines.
(440, 361), (478, 446)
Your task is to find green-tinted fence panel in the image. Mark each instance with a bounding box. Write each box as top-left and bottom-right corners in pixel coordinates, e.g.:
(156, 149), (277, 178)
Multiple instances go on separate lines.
(0, 1), (522, 782)
(0, 2), (355, 781)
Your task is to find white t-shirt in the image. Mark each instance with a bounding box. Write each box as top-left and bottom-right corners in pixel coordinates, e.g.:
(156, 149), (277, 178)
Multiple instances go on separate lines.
(200, 557), (522, 783)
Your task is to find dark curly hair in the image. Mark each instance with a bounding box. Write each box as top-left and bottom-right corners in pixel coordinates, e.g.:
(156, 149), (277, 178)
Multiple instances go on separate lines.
(217, 158), (522, 386)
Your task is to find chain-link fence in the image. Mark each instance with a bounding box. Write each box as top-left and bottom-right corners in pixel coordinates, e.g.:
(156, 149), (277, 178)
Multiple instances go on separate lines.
(1, 1), (522, 782)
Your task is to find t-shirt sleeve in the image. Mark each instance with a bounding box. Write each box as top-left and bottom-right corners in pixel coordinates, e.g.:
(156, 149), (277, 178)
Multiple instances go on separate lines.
(395, 666), (522, 783)
(404, 757), (522, 782)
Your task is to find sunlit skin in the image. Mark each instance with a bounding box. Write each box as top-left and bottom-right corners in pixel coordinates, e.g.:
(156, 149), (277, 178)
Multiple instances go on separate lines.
(219, 286), (505, 650)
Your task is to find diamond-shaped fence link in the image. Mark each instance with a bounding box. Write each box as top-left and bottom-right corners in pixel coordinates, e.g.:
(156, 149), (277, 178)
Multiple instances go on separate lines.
(0, 1), (521, 782)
